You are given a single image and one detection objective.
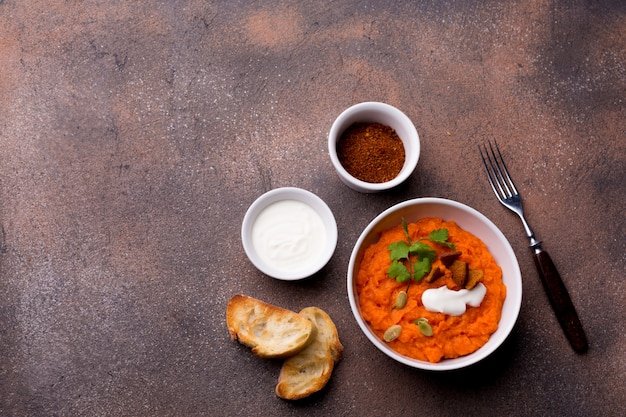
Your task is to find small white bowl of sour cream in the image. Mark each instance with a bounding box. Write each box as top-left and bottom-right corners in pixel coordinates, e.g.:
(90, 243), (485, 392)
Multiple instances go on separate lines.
(241, 187), (338, 280)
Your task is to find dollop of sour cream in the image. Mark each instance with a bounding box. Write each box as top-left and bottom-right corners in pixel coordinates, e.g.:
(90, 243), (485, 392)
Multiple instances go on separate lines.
(251, 199), (326, 273)
(421, 283), (487, 316)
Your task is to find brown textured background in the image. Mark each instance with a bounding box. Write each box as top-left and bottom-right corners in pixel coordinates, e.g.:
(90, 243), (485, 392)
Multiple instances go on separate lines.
(1, 1), (624, 416)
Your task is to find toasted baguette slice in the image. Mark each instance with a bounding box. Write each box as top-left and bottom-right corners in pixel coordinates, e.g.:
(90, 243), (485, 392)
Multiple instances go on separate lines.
(226, 294), (315, 358)
(275, 307), (343, 400)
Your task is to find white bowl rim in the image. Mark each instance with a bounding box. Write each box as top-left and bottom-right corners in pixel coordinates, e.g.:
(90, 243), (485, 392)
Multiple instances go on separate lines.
(328, 102), (420, 192)
(347, 197), (522, 371)
(242, 187), (338, 280)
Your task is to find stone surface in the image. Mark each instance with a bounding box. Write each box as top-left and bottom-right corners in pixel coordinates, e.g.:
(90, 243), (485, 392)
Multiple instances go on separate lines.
(0, 1), (624, 416)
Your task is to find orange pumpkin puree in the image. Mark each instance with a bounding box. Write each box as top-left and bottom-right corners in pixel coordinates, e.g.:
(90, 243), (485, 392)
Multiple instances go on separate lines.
(357, 217), (506, 363)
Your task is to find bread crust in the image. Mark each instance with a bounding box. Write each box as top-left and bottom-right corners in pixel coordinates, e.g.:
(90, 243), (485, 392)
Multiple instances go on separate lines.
(275, 307), (343, 400)
(226, 294), (315, 358)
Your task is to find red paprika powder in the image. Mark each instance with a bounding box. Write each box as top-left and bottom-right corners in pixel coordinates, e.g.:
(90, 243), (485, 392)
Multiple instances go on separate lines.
(336, 122), (405, 183)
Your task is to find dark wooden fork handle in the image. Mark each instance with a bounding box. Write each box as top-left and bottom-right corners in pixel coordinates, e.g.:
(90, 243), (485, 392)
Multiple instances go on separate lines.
(533, 249), (588, 353)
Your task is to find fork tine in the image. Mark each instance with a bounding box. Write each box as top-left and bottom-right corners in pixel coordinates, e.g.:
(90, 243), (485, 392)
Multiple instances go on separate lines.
(478, 143), (504, 202)
(489, 141), (519, 196)
(485, 141), (511, 198)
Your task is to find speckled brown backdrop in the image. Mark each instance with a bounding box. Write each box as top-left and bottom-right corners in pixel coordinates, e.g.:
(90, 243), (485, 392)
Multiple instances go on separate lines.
(1, 1), (624, 416)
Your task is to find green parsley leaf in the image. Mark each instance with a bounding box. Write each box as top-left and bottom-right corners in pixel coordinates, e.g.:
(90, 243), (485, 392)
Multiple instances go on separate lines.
(410, 242), (437, 263)
(388, 261), (411, 283)
(429, 228), (448, 242)
(388, 241), (410, 261)
(412, 257), (431, 282)
(428, 228), (456, 249)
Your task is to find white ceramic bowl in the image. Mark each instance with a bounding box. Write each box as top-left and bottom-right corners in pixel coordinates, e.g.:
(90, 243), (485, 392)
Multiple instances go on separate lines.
(242, 187), (338, 280)
(328, 102), (420, 193)
(347, 197), (522, 371)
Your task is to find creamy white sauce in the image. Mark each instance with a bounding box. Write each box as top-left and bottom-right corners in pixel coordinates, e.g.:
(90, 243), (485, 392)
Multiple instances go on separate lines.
(251, 199), (326, 273)
(421, 283), (487, 316)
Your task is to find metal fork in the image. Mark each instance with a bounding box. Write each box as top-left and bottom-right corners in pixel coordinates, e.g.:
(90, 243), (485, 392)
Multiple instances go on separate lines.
(479, 141), (588, 353)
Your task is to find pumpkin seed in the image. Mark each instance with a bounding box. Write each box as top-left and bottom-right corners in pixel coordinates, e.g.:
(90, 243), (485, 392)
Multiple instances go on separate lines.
(394, 291), (408, 309)
(414, 318), (433, 337)
(383, 324), (402, 342)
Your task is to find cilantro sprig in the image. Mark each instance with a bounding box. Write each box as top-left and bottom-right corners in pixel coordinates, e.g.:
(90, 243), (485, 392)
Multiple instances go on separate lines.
(386, 218), (455, 286)
(385, 219), (456, 335)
